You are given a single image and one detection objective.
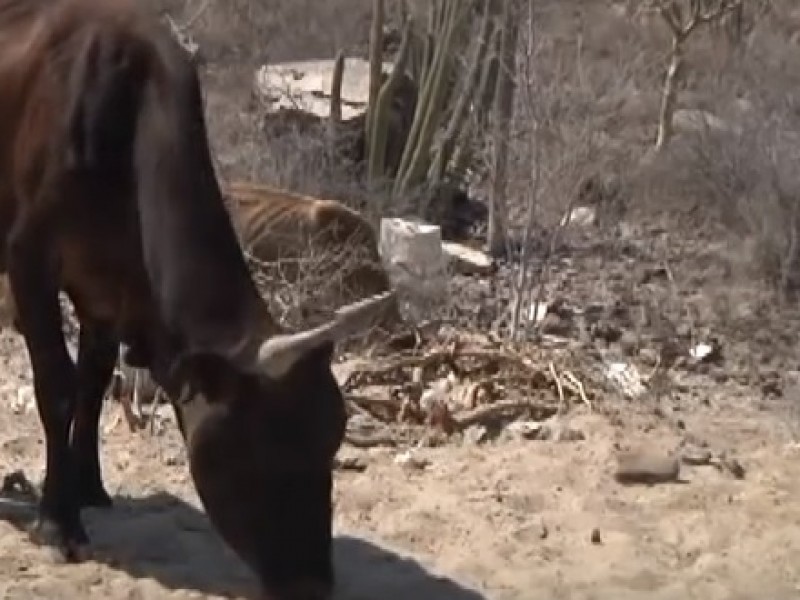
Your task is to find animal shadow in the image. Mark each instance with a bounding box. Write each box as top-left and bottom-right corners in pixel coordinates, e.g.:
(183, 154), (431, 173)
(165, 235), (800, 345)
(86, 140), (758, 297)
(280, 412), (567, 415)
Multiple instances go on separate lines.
(0, 485), (487, 600)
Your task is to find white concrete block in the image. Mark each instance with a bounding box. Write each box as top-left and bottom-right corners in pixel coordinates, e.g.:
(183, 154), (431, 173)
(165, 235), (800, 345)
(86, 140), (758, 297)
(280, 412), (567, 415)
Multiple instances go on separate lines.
(379, 217), (447, 307)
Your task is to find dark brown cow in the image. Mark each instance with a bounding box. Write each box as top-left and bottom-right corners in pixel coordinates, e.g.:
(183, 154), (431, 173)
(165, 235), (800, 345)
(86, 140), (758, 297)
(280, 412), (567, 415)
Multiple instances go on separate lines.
(0, 1), (393, 598)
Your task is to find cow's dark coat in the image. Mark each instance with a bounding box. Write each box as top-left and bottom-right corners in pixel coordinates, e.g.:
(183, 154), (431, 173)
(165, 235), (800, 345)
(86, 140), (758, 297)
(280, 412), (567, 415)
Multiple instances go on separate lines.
(0, 2), (392, 598)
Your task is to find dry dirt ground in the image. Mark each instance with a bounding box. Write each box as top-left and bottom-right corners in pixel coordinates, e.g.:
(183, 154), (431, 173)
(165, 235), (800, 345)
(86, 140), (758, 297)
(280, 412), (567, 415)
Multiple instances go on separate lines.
(0, 326), (799, 600)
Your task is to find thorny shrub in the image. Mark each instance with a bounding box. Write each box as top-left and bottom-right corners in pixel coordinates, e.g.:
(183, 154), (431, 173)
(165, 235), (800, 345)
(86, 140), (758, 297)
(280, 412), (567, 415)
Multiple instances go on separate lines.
(475, 1), (639, 339)
(637, 14), (800, 296)
(151, 0), (374, 64)
(245, 238), (384, 331)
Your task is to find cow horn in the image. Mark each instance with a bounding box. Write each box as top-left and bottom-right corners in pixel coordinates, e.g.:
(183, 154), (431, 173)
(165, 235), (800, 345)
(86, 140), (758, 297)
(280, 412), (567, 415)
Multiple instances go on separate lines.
(255, 290), (396, 378)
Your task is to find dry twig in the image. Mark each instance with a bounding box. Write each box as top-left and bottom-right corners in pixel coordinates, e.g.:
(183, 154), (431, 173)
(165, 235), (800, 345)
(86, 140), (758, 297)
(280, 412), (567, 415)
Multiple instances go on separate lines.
(549, 361), (566, 415)
(562, 370), (592, 412)
(345, 431), (398, 448)
(454, 399), (558, 430)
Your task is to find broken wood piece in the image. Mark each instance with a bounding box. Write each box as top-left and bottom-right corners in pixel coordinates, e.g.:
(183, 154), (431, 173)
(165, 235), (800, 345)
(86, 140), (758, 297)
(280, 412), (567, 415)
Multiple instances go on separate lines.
(454, 399), (558, 430)
(549, 361), (566, 415)
(333, 456), (368, 472)
(562, 369), (592, 412)
(344, 431), (398, 448)
(118, 389), (145, 433)
(442, 242), (494, 275)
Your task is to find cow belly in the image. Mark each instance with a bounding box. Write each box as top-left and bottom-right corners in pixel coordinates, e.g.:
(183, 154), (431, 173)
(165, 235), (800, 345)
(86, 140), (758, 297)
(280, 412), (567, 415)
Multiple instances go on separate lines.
(58, 237), (146, 328)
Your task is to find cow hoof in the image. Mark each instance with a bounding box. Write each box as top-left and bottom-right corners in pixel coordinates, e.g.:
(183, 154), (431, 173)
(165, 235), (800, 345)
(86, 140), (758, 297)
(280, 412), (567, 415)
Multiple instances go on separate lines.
(28, 517), (91, 563)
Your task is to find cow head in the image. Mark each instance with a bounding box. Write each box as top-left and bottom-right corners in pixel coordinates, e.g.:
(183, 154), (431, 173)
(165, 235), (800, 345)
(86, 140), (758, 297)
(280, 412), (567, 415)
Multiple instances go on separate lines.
(166, 291), (395, 600)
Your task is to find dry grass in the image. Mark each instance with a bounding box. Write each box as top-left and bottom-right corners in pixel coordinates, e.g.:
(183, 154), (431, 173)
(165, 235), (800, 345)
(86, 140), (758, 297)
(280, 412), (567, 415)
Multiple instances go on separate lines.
(634, 3), (800, 295)
(245, 240), (386, 331)
(154, 0), (376, 64)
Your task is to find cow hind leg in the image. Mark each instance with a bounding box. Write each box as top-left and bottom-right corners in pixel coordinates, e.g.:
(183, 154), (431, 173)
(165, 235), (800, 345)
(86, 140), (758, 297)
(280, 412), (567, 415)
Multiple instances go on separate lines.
(7, 229), (87, 561)
(71, 320), (118, 509)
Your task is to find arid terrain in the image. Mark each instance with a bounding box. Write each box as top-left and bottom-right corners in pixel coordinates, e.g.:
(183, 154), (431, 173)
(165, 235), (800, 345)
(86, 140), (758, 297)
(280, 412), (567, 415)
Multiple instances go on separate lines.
(2, 0), (800, 599)
(1, 218), (800, 599)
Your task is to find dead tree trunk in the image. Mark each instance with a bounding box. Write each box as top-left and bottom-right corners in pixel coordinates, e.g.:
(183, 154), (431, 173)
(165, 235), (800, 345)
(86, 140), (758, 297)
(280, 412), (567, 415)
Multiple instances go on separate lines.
(655, 35), (683, 151)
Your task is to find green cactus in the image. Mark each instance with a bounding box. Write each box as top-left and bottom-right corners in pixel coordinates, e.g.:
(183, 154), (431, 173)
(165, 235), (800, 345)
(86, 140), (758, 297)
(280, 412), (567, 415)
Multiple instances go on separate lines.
(329, 50), (345, 125)
(365, 0), (385, 149)
(367, 18), (412, 184)
(407, 21), (432, 90)
(359, 0), (499, 197)
(393, 0), (465, 196)
(451, 5), (501, 178)
(429, 0), (496, 185)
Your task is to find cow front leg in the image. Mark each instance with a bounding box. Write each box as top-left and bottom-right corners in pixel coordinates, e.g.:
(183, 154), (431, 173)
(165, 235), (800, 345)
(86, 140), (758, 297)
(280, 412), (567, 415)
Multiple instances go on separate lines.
(7, 232), (86, 561)
(71, 320), (118, 509)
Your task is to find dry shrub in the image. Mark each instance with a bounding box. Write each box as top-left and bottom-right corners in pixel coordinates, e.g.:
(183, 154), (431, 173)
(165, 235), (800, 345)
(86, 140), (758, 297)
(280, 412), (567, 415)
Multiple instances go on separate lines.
(470, 1), (642, 338)
(153, 0), (374, 65)
(634, 13), (800, 295)
(245, 232), (387, 331)
(483, 2), (646, 235)
(684, 117), (800, 294)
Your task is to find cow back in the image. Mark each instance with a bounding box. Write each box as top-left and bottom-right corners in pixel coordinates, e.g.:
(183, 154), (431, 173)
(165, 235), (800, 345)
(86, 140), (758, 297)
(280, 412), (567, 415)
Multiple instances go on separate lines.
(224, 183), (391, 300)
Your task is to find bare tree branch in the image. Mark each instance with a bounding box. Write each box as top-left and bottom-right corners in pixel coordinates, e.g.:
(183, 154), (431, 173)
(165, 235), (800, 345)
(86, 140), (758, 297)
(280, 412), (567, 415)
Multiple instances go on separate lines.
(648, 0), (743, 150)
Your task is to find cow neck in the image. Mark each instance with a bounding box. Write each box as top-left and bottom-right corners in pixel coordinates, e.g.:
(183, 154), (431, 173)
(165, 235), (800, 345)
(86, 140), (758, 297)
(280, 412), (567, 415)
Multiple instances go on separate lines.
(134, 47), (264, 364)
(171, 382), (215, 447)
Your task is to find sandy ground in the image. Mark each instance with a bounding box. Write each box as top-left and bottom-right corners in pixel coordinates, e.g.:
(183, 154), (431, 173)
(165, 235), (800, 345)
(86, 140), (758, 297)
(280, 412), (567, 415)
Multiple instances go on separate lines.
(0, 328), (799, 600)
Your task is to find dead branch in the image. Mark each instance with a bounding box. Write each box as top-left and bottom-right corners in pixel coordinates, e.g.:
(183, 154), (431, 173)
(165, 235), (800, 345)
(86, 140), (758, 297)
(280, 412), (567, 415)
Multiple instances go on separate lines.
(345, 431), (398, 448)
(344, 347), (537, 378)
(454, 399), (558, 430)
(164, 14), (200, 59)
(333, 456), (368, 472)
(562, 370), (592, 412)
(647, 0), (743, 150)
(183, 0), (212, 29)
(346, 393), (403, 421)
(549, 361), (566, 415)
(647, 0), (742, 39)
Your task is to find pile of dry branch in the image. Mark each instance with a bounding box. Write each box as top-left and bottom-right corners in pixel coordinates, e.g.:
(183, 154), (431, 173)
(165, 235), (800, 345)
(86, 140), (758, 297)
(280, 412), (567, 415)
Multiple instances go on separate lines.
(336, 327), (600, 448)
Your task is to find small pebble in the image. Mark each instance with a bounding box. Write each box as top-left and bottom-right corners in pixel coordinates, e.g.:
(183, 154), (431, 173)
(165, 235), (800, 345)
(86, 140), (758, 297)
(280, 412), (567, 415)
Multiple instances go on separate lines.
(590, 528), (602, 544)
(539, 523), (549, 540)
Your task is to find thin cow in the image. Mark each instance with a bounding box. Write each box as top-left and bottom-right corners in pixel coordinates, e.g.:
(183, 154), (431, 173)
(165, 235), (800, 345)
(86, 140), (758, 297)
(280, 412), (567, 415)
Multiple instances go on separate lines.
(224, 181), (401, 322)
(0, 1), (393, 598)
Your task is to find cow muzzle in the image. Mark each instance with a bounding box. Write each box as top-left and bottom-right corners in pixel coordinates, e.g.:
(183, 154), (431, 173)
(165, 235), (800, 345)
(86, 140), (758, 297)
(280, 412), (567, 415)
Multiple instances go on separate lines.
(253, 291), (396, 378)
(260, 580), (332, 600)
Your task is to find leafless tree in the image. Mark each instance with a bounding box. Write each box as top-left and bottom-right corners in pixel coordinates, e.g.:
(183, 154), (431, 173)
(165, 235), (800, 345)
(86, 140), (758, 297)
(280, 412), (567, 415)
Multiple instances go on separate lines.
(496, 1), (615, 340)
(642, 0), (742, 151)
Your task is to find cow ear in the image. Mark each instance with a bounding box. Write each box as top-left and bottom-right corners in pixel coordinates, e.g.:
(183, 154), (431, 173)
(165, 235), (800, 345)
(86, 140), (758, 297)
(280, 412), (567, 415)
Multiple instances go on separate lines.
(169, 351), (234, 398)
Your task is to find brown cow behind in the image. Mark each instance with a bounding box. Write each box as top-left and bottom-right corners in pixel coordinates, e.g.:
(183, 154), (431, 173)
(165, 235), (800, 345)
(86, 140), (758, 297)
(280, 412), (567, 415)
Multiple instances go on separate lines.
(111, 183), (409, 418)
(223, 181), (403, 326)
